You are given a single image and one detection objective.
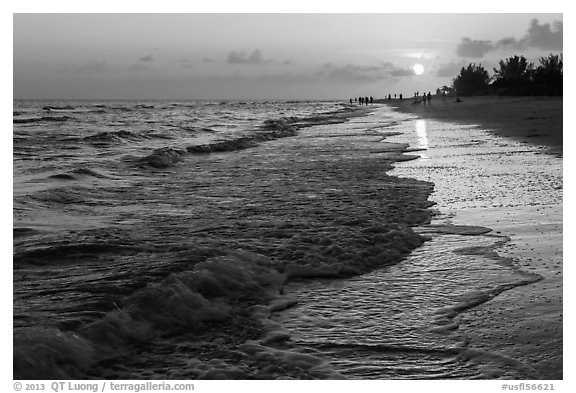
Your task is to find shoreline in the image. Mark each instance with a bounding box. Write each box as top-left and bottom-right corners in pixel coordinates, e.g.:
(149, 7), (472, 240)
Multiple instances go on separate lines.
(387, 97), (563, 378)
(12, 100), (562, 379)
(385, 95), (562, 156)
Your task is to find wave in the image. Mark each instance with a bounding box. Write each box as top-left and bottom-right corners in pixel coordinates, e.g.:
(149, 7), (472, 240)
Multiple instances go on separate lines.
(13, 228), (428, 379)
(14, 328), (95, 379)
(88, 104), (132, 112)
(83, 130), (146, 144)
(186, 137), (259, 154)
(13, 227), (41, 238)
(29, 188), (86, 205)
(43, 105), (76, 111)
(109, 106), (132, 112)
(14, 116), (73, 124)
(137, 147), (186, 168)
(48, 168), (112, 181)
(13, 240), (130, 266)
(134, 107), (377, 166)
(187, 118), (298, 154)
(13, 251), (287, 378)
(171, 125), (217, 134)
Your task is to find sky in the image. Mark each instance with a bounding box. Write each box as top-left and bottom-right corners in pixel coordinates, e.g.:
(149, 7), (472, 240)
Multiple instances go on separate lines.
(12, 11), (563, 100)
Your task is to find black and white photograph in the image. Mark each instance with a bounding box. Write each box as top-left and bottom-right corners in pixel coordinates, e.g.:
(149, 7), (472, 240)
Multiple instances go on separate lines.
(10, 4), (565, 387)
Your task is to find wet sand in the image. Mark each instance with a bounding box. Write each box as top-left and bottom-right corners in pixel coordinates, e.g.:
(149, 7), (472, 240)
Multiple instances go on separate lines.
(389, 96), (562, 156)
(454, 207), (562, 379)
(386, 97), (563, 379)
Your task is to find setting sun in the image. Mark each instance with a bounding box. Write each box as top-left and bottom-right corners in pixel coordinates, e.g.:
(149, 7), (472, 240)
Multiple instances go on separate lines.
(413, 63), (425, 75)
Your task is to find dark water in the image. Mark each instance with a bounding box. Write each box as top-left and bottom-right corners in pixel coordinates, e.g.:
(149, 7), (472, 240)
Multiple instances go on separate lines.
(14, 100), (435, 379)
(13, 101), (559, 380)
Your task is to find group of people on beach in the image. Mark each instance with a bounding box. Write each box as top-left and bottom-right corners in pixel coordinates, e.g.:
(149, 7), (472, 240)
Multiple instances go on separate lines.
(347, 90), (454, 105)
(414, 91), (433, 105)
(350, 96), (374, 105)
(413, 90), (449, 105)
(383, 94), (403, 101)
(349, 94), (404, 105)
(348, 89), (453, 106)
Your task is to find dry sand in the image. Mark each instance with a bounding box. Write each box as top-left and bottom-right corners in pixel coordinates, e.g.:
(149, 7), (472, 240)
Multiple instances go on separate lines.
(388, 96), (563, 379)
(390, 95), (562, 156)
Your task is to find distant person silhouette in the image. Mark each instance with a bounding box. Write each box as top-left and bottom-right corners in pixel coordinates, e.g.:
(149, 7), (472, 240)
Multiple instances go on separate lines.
(365, 96), (369, 105)
(427, 92), (432, 104)
(399, 93), (403, 100)
(370, 96), (373, 104)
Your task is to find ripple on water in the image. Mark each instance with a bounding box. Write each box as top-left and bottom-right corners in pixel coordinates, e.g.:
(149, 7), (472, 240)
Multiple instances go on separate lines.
(273, 231), (540, 379)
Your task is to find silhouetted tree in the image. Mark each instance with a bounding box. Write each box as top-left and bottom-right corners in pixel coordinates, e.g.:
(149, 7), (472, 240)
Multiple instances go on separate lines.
(491, 55), (534, 95)
(532, 53), (563, 95)
(452, 63), (490, 96)
(444, 53), (563, 97)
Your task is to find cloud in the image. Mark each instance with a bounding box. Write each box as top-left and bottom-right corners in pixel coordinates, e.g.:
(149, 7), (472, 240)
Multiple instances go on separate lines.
(139, 55), (154, 62)
(390, 68), (416, 77)
(316, 62), (414, 82)
(525, 19), (563, 50)
(456, 19), (563, 58)
(495, 37), (524, 51)
(226, 50), (288, 65)
(228, 50), (265, 64)
(456, 38), (494, 58)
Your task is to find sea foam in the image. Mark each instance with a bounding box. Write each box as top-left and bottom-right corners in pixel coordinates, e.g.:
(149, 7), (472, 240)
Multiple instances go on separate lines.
(14, 251), (288, 379)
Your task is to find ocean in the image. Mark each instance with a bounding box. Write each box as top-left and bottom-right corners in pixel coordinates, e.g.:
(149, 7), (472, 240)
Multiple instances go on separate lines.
(12, 100), (562, 380)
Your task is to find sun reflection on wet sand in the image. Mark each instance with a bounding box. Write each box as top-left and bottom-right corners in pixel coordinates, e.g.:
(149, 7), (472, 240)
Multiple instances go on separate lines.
(415, 119), (429, 157)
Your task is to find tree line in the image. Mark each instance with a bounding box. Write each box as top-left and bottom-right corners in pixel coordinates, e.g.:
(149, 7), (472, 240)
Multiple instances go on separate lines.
(451, 53), (562, 97)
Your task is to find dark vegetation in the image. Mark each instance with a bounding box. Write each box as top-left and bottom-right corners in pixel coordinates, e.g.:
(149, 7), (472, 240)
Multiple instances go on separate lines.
(451, 53), (562, 97)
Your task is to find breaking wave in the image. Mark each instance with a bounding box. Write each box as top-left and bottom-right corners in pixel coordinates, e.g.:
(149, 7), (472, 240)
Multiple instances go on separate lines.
(186, 118), (298, 154)
(14, 116), (73, 124)
(14, 218), (427, 378)
(48, 168), (112, 180)
(137, 147), (186, 168)
(14, 251), (286, 378)
(83, 130), (146, 144)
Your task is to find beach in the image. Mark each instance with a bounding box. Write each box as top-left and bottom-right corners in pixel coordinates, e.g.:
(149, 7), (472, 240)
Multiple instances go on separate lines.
(12, 12), (565, 386)
(389, 96), (562, 156)
(385, 96), (563, 379)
